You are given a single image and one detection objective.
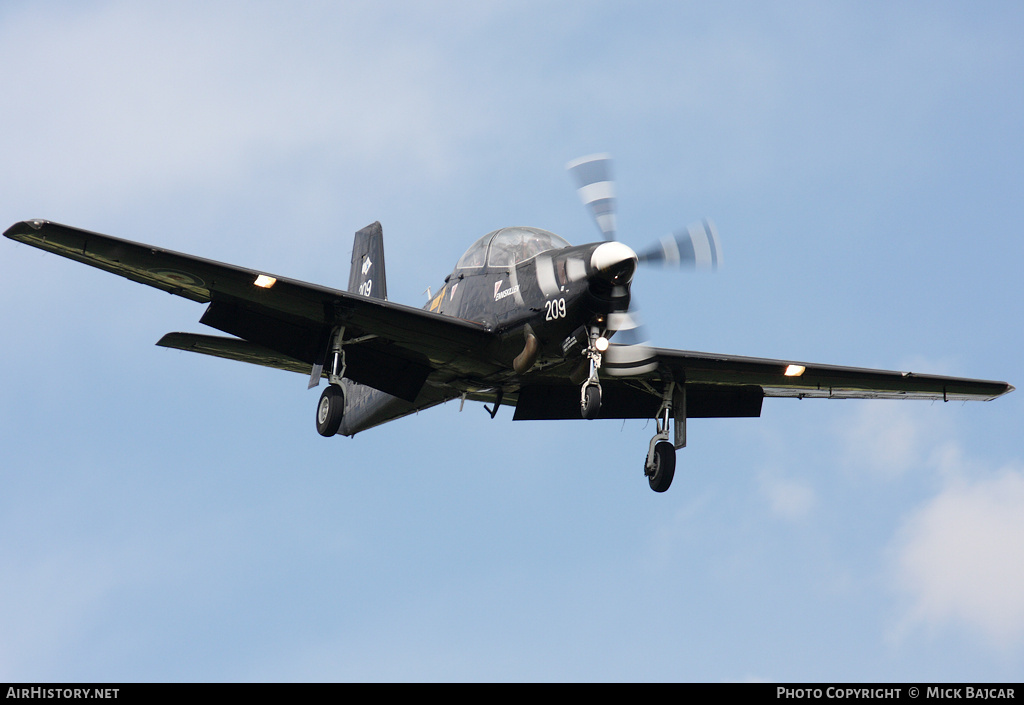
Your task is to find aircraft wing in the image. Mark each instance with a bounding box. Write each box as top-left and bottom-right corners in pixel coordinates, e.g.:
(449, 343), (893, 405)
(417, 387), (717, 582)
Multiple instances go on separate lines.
(513, 346), (1013, 421)
(650, 347), (1013, 402)
(4, 220), (498, 401)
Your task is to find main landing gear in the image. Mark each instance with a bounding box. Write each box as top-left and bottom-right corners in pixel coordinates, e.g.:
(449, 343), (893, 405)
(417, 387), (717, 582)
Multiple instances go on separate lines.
(315, 326), (347, 437)
(644, 405), (676, 492)
(643, 383), (686, 493)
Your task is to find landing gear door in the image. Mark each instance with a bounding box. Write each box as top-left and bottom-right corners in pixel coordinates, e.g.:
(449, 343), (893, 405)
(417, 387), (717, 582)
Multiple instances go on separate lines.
(673, 384), (687, 449)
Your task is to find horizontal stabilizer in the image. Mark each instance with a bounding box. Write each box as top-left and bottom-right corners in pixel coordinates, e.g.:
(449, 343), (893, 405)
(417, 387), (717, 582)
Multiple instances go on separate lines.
(157, 332), (311, 375)
(158, 331), (432, 402)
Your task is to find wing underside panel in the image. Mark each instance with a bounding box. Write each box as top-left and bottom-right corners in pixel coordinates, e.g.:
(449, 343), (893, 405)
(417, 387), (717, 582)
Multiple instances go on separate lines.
(513, 383), (763, 420)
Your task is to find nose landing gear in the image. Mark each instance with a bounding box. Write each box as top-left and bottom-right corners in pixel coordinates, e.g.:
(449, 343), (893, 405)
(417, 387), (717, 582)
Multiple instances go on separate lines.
(580, 328), (608, 420)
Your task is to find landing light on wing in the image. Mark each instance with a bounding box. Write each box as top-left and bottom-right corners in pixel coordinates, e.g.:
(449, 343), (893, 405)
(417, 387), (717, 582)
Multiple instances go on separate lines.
(785, 364), (806, 377)
(254, 274), (277, 288)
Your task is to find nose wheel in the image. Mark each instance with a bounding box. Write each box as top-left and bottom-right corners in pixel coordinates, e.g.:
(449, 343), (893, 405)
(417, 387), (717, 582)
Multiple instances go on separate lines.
(581, 383), (602, 419)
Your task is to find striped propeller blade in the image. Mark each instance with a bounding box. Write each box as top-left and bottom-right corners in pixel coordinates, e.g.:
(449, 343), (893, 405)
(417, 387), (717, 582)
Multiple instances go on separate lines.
(567, 153), (617, 240)
(603, 307), (657, 377)
(638, 219), (722, 270)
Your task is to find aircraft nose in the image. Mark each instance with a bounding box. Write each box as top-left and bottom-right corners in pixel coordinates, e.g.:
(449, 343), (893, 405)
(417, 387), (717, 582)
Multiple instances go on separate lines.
(590, 241), (638, 284)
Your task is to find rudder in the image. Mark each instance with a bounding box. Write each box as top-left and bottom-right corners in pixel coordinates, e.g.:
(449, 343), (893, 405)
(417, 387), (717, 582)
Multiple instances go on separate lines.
(348, 221), (387, 300)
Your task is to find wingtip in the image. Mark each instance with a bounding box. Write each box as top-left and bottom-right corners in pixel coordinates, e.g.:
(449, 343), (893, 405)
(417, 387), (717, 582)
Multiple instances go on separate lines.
(984, 382), (1015, 400)
(4, 219), (48, 239)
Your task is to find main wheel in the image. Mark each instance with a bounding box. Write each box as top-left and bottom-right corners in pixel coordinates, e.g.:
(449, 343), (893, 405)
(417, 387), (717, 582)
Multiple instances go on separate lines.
(316, 384), (345, 437)
(647, 441), (676, 492)
(581, 384), (601, 420)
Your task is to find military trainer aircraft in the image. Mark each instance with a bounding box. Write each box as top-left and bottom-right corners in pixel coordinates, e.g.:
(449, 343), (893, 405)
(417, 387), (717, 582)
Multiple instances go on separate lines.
(4, 155), (1013, 492)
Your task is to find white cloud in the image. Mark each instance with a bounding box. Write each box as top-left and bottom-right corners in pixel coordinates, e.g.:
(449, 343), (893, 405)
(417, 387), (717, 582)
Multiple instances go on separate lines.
(828, 397), (1024, 649)
(0, 3), (488, 212)
(890, 464), (1024, 648)
(759, 472), (816, 521)
(836, 401), (950, 480)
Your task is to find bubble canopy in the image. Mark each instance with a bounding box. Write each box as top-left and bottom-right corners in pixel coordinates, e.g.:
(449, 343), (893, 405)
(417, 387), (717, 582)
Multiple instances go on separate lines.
(455, 227), (571, 269)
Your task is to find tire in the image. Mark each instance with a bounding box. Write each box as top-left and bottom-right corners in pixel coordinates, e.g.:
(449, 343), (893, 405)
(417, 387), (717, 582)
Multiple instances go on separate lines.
(581, 384), (601, 420)
(316, 384), (345, 437)
(648, 441), (676, 492)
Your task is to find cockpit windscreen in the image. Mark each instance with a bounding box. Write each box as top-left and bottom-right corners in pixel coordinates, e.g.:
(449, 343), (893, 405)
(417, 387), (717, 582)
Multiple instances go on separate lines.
(456, 227), (570, 270)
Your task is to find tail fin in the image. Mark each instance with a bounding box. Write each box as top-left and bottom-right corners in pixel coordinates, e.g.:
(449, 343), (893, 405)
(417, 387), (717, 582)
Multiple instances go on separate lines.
(348, 221), (387, 300)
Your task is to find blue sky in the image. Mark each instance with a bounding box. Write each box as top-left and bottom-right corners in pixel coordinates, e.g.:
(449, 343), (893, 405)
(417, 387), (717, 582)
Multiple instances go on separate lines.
(1, 1), (1022, 682)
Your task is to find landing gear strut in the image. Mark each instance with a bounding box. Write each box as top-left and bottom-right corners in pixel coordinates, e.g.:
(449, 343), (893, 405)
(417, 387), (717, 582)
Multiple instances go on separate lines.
(315, 326), (347, 437)
(644, 383), (686, 493)
(580, 328), (607, 420)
